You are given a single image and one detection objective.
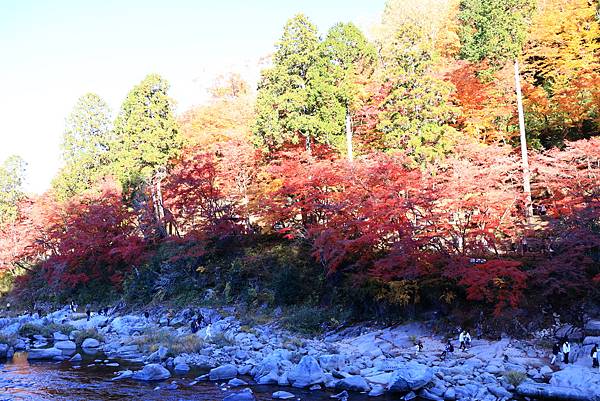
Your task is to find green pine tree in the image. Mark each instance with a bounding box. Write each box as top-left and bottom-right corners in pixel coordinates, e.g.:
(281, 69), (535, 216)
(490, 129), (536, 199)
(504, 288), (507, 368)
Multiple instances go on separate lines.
(112, 74), (183, 192)
(0, 155), (26, 227)
(458, 0), (535, 66)
(321, 22), (377, 160)
(52, 93), (114, 199)
(378, 23), (459, 165)
(253, 14), (344, 152)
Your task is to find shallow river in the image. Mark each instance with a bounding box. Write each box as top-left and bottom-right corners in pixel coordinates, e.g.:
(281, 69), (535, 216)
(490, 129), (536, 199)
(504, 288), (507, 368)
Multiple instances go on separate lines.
(0, 352), (400, 401)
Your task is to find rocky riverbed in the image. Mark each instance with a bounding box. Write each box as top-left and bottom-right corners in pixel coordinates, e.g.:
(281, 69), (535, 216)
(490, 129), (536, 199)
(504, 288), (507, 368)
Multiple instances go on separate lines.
(1, 306), (600, 401)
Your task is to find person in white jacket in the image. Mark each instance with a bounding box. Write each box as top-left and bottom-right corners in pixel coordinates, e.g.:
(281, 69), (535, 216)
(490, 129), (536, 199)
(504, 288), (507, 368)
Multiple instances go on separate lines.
(562, 340), (571, 364)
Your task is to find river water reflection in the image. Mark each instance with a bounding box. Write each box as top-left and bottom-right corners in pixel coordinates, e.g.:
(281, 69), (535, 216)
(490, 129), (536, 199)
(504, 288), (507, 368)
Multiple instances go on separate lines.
(1, 352), (399, 401)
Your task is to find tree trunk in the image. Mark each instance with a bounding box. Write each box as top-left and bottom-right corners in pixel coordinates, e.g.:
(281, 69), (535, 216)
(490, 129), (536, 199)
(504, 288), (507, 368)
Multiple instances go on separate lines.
(345, 105), (353, 163)
(514, 59), (533, 221)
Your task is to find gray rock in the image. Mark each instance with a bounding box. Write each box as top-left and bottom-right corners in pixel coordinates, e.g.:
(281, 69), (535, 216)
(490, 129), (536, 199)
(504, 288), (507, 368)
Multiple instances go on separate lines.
(272, 391), (295, 399)
(335, 375), (371, 392)
(487, 385), (511, 399)
(419, 389), (444, 401)
(288, 355), (325, 388)
(443, 388), (456, 401)
(82, 338), (100, 348)
(585, 320), (600, 336)
(387, 362), (434, 393)
(583, 336), (600, 346)
(54, 340), (76, 350)
(174, 363), (190, 373)
(319, 354), (346, 372)
(27, 347), (63, 360)
(228, 378), (248, 387)
(209, 364), (238, 381)
(517, 382), (596, 401)
(112, 370), (134, 381)
(53, 332), (69, 341)
(0, 343), (8, 359)
(69, 353), (82, 362)
(550, 366), (600, 389)
(404, 391), (417, 400)
(132, 364), (171, 381)
(223, 388), (256, 401)
(368, 385), (386, 397)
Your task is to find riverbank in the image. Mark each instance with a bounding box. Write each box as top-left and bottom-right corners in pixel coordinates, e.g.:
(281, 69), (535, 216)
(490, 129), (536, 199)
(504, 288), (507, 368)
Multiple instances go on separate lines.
(1, 306), (600, 401)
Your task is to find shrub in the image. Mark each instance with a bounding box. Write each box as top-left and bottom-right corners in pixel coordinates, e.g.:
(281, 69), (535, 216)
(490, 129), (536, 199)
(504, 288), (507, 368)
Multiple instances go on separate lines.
(130, 328), (204, 356)
(73, 327), (105, 346)
(281, 305), (330, 335)
(503, 370), (527, 387)
(19, 323), (74, 338)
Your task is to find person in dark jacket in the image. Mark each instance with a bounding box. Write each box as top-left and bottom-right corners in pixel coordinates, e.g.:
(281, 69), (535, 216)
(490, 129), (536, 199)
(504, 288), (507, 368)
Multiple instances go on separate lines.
(551, 342), (560, 365)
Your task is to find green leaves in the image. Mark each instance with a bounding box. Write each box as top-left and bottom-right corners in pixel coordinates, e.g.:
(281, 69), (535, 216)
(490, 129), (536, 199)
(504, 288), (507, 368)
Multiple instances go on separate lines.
(53, 93), (113, 200)
(0, 155), (26, 227)
(458, 0), (535, 65)
(378, 23), (459, 164)
(112, 74), (184, 192)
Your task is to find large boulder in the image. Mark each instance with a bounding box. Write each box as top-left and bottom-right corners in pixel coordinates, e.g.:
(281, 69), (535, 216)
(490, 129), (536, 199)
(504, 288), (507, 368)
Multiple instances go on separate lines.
(335, 375), (371, 392)
(585, 320), (600, 337)
(517, 383), (595, 401)
(387, 362), (434, 393)
(27, 347), (63, 360)
(209, 364), (238, 381)
(287, 355), (325, 388)
(132, 364), (171, 381)
(550, 366), (600, 390)
(251, 350), (292, 385)
(319, 354), (346, 372)
(109, 315), (147, 336)
(272, 391), (295, 400)
(53, 332), (69, 341)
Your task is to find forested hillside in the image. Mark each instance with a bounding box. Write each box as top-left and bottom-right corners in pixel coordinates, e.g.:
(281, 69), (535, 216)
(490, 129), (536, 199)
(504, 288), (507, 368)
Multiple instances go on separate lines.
(1, 0), (599, 330)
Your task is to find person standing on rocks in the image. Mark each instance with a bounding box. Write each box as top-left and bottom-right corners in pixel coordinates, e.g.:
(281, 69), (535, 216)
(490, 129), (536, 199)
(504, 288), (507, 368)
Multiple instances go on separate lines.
(441, 339), (454, 359)
(459, 329), (470, 351)
(415, 339), (424, 355)
(562, 340), (571, 364)
(591, 344), (599, 369)
(551, 341), (560, 365)
(85, 304), (91, 321)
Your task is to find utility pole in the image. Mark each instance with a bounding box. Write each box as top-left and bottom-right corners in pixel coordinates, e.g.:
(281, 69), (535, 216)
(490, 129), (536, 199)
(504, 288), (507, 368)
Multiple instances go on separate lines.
(514, 59), (533, 221)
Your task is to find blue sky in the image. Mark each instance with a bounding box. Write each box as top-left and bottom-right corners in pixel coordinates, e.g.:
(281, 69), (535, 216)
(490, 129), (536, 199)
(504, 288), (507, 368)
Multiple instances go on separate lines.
(0, 0), (385, 193)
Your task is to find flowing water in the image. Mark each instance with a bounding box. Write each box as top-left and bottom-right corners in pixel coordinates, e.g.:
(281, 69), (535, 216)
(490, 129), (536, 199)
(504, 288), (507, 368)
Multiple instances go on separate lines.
(0, 352), (399, 401)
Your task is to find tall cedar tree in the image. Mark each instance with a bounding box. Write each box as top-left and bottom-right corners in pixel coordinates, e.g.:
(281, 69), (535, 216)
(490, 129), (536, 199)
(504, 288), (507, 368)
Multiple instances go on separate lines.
(378, 23), (459, 165)
(112, 74), (183, 192)
(321, 22), (377, 161)
(0, 155), (26, 227)
(52, 93), (114, 200)
(253, 14), (343, 152)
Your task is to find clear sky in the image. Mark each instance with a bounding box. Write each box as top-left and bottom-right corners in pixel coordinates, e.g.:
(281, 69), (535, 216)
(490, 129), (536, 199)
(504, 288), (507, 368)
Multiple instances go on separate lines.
(0, 0), (385, 193)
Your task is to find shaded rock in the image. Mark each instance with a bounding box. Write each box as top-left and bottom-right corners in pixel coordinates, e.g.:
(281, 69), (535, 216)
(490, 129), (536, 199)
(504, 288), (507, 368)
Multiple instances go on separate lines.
(112, 370), (133, 381)
(336, 375), (371, 392)
(517, 382), (596, 401)
(0, 343), (8, 359)
(272, 391), (295, 399)
(228, 378), (248, 387)
(69, 353), (82, 362)
(368, 385), (386, 397)
(319, 354), (346, 372)
(53, 332), (69, 341)
(82, 338), (100, 348)
(54, 340), (76, 350)
(209, 364), (238, 381)
(223, 388), (256, 401)
(288, 355), (325, 388)
(132, 364), (171, 381)
(174, 363), (190, 373)
(388, 362), (434, 393)
(585, 320), (600, 336)
(27, 347), (63, 360)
